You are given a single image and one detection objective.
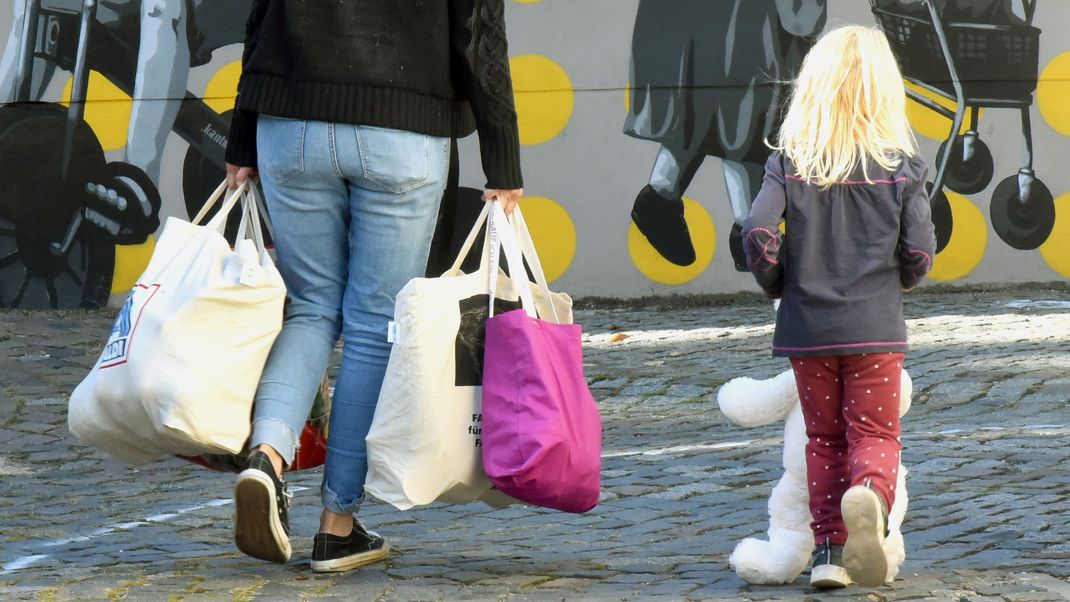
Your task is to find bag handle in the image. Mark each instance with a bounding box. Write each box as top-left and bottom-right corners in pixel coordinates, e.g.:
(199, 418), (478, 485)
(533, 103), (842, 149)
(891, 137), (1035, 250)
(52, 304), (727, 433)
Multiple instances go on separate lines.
(487, 203), (537, 319)
(192, 181), (245, 227)
(445, 202), (492, 276)
(191, 180), (272, 254)
(247, 182), (276, 243)
(510, 206), (561, 324)
(234, 188), (269, 255)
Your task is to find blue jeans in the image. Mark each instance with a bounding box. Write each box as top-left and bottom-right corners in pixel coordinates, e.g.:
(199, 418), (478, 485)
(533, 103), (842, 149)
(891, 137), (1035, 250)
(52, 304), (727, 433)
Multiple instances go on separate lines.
(251, 116), (449, 514)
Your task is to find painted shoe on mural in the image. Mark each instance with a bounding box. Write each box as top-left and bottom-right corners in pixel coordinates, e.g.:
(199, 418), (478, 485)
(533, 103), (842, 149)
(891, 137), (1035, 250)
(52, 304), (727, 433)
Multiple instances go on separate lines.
(630, 185), (696, 267)
(729, 222), (748, 272)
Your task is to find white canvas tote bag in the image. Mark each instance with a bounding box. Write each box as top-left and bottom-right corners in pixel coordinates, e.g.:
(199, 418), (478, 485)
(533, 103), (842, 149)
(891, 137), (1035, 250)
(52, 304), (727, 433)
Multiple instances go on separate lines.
(68, 182), (285, 464)
(364, 202), (572, 509)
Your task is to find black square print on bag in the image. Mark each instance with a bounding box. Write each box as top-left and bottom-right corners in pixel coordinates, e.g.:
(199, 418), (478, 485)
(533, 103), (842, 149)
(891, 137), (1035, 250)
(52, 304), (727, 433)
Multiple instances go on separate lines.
(455, 294), (521, 387)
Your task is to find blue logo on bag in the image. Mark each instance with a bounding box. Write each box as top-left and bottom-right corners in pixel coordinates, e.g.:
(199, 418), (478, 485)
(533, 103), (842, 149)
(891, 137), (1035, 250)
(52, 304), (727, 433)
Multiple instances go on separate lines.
(98, 283), (162, 369)
(101, 294), (134, 365)
(114, 295), (132, 338)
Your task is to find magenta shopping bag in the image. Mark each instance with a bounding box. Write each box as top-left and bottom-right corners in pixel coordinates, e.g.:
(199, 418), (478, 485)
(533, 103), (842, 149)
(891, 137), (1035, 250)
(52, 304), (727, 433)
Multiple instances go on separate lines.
(482, 309), (602, 513)
(479, 204), (602, 513)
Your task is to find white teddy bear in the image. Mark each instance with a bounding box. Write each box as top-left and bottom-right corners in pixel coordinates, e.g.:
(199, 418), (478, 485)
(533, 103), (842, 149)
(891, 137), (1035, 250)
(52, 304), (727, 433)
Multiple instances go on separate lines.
(717, 368), (912, 585)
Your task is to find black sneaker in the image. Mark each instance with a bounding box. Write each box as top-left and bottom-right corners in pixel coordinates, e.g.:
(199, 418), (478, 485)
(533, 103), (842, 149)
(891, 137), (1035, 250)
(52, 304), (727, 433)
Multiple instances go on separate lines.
(311, 517), (390, 573)
(234, 450), (292, 563)
(810, 539), (851, 589)
(630, 185), (697, 266)
(842, 479), (889, 586)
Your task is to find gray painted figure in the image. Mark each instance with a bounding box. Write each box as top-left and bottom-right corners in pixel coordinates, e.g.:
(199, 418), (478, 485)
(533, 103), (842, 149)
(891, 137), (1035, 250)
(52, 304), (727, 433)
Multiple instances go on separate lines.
(128, 0), (247, 183)
(129, 0), (190, 184)
(1, 0), (245, 183)
(625, 0), (826, 269)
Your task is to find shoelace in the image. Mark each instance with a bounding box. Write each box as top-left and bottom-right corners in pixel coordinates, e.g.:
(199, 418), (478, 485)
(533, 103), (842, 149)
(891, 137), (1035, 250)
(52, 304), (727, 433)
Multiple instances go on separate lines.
(814, 538), (831, 565)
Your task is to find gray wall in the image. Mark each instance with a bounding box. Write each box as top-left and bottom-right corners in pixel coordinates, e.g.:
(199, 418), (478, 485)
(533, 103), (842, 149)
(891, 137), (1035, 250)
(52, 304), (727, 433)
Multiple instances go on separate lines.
(0, 1), (1066, 309)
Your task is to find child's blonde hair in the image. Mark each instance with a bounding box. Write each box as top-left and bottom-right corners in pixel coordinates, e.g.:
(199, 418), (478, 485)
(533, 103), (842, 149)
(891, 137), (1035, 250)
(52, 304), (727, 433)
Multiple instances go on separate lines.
(774, 25), (916, 187)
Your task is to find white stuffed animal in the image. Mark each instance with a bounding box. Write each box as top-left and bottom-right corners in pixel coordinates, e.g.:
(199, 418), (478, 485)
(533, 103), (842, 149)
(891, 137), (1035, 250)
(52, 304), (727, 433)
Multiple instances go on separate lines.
(717, 368), (912, 585)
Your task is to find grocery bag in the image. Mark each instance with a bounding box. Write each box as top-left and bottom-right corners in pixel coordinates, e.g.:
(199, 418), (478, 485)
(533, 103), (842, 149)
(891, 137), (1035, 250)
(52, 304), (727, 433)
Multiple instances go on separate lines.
(481, 204), (602, 512)
(69, 182), (285, 463)
(364, 202), (572, 509)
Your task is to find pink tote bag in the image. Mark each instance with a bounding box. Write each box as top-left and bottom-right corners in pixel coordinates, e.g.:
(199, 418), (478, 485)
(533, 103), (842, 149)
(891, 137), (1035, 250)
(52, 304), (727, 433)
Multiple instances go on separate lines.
(480, 205), (602, 513)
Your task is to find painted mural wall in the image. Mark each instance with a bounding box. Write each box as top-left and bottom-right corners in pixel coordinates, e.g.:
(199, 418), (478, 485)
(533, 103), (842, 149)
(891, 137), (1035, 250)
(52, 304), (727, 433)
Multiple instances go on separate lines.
(0, 0), (1067, 308)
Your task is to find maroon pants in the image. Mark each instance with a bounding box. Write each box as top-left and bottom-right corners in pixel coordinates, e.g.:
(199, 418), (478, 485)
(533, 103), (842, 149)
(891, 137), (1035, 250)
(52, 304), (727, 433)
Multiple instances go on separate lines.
(789, 353), (904, 545)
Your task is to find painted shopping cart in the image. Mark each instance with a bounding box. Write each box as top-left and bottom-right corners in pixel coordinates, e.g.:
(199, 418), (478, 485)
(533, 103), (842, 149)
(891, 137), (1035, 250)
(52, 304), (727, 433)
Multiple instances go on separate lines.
(871, 0), (1054, 251)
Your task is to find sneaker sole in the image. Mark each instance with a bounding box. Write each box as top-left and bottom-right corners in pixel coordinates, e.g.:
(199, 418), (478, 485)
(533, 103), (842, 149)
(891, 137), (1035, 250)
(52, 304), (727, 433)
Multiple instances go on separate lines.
(310, 542), (391, 573)
(842, 486), (888, 586)
(810, 564), (852, 589)
(234, 469), (291, 563)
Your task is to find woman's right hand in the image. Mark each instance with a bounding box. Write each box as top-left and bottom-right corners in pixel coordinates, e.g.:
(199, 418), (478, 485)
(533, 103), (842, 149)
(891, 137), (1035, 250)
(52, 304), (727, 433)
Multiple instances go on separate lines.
(484, 188), (523, 216)
(226, 163), (258, 190)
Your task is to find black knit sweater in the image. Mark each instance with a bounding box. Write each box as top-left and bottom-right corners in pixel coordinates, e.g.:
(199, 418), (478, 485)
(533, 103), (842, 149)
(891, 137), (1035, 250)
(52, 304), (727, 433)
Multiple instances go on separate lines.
(225, 0), (523, 190)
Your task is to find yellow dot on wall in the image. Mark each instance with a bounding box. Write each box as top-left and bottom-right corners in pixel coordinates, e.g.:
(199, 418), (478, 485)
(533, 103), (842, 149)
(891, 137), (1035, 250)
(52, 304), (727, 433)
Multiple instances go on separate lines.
(905, 81), (982, 141)
(204, 61), (243, 115)
(510, 54), (574, 145)
(928, 192), (987, 282)
(1039, 193), (1070, 277)
(62, 71), (132, 152)
(1038, 52), (1070, 136)
(518, 196), (576, 283)
(628, 197), (716, 286)
(111, 235), (157, 294)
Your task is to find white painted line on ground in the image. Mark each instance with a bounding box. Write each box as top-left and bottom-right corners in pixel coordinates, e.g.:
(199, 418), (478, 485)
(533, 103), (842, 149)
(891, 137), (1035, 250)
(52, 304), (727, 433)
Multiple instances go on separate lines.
(601, 424), (1070, 460)
(1, 486), (308, 574)
(602, 440), (756, 458)
(1, 555), (49, 572)
(1006, 300), (1070, 309)
(925, 425), (1068, 438)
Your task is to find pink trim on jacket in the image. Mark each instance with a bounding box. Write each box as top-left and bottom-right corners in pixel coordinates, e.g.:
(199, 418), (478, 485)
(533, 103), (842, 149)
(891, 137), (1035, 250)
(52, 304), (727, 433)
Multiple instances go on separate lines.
(773, 341), (908, 352)
(786, 174), (908, 186)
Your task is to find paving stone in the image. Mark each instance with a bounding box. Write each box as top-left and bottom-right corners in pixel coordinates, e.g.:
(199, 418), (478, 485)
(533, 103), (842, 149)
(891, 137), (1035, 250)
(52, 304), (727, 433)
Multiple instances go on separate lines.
(0, 289), (1068, 600)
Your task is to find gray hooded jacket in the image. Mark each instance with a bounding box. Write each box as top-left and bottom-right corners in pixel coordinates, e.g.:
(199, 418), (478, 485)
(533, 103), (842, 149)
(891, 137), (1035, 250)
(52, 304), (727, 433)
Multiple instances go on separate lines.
(743, 151), (937, 357)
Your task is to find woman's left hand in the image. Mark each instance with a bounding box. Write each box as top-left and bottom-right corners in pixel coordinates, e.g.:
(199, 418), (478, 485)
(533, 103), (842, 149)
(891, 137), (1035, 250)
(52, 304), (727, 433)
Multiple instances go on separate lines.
(484, 188), (523, 216)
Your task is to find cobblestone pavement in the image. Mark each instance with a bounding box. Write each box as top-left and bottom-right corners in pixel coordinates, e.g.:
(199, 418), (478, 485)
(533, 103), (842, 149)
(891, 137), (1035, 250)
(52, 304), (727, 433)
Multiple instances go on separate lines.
(1, 287), (1068, 601)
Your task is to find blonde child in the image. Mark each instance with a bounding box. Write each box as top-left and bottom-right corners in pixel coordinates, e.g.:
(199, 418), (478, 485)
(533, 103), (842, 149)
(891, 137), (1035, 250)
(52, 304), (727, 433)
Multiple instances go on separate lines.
(742, 26), (936, 588)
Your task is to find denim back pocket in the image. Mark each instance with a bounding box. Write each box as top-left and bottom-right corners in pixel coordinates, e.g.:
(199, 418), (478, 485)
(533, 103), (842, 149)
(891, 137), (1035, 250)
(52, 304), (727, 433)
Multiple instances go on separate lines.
(354, 125), (431, 194)
(256, 116), (306, 184)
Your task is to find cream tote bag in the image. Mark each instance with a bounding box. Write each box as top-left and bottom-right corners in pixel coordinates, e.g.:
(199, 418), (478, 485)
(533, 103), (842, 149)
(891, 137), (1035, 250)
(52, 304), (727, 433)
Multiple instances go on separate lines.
(69, 182), (285, 464)
(364, 202), (572, 510)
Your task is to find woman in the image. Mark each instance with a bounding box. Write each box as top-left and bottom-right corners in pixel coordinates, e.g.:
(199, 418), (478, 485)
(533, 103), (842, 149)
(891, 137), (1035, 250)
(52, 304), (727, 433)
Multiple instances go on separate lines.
(224, 0), (523, 572)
